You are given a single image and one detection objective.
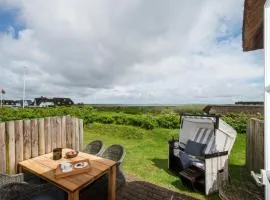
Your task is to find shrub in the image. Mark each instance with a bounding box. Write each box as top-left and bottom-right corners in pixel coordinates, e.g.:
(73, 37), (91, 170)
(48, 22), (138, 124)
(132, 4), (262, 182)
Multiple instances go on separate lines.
(156, 114), (179, 129)
(221, 113), (261, 134)
(0, 106), (259, 132)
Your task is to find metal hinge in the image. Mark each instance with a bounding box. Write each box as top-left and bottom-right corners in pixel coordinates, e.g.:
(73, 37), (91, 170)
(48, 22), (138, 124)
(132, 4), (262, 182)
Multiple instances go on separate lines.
(251, 169), (269, 187)
(266, 85), (270, 93)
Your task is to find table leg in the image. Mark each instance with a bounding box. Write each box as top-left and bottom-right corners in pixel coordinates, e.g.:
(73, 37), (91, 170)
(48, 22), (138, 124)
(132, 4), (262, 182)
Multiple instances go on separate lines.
(68, 191), (79, 200)
(108, 165), (116, 200)
(18, 165), (23, 173)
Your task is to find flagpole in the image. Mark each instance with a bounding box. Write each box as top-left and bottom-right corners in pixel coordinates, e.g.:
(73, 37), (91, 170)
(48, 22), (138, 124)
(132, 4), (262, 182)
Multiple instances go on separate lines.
(23, 67), (26, 108)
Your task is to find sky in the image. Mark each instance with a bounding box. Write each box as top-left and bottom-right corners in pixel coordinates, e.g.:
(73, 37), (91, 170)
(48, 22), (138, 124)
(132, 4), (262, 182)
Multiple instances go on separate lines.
(0, 0), (264, 104)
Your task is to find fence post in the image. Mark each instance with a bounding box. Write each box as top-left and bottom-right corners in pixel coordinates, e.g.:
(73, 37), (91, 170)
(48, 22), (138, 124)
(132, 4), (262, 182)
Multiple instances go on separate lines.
(15, 120), (23, 172)
(246, 118), (264, 172)
(6, 121), (15, 174)
(56, 117), (62, 148)
(44, 117), (52, 154)
(31, 119), (38, 158)
(75, 118), (80, 151)
(61, 116), (67, 148)
(23, 120), (31, 160)
(38, 118), (45, 155)
(79, 119), (84, 151)
(51, 117), (57, 149)
(71, 117), (76, 150)
(66, 116), (72, 148)
(0, 122), (6, 173)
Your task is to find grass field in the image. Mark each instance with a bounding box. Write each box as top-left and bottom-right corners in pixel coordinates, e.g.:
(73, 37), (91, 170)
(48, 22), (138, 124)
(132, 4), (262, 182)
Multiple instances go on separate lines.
(84, 123), (248, 200)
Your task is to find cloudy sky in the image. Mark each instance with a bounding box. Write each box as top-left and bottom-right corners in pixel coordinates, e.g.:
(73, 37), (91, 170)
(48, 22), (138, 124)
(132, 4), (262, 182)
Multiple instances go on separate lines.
(0, 0), (264, 104)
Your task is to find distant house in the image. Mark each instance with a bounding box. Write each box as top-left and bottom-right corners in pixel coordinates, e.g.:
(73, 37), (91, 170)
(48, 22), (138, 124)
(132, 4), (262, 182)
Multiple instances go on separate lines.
(2, 100), (32, 107)
(2, 100), (16, 106)
(1, 97), (74, 107)
(39, 102), (54, 107)
(16, 100), (33, 107)
(33, 96), (74, 107)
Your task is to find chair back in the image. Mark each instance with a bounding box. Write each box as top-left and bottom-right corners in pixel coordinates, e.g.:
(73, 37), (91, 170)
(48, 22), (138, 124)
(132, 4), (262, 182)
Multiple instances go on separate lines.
(83, 140), (104, 155)
(0, 173), (24, 187)
(101, 144), (125, 163)
(179, 115), (237, 155)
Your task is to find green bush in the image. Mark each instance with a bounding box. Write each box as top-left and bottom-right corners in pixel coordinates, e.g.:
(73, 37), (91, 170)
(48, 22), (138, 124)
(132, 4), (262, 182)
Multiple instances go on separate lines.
(156, 114), (179, 129)
(92, 105), (205, 115)
(0, 106), (261, 133)
(221, 113), (263, 134)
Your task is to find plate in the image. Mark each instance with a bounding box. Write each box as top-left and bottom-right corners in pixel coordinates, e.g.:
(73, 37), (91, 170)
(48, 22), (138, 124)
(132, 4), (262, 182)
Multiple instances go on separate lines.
(74, 162), (88, 169)
(65, 150), (79, 158)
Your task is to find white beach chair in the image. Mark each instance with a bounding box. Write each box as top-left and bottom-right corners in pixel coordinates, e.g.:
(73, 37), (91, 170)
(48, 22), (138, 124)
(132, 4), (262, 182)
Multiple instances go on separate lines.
(169, 114), (237, 195)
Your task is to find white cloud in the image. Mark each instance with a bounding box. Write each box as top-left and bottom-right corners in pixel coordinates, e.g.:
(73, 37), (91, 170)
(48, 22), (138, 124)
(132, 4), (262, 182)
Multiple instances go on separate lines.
(0, 0), (264, 104)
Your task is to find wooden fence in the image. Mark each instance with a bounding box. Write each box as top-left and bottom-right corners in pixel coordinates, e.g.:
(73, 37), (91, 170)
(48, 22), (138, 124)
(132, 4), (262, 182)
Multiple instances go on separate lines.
(0, 116), (83, 174)
(246, 118), (264, 172)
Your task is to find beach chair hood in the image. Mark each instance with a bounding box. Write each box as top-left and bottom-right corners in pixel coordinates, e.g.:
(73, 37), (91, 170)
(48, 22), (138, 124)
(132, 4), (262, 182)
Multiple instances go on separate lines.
(179, 115), (237, 156)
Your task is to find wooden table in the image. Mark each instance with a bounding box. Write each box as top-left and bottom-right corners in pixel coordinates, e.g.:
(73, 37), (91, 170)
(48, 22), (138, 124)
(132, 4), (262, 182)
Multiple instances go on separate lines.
(18, 148), (116, 200)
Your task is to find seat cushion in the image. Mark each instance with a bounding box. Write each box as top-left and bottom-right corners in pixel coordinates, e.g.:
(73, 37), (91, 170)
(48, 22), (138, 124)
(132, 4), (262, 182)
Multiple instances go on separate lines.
(191, 160), (205, 171)
(177, 150), (204, 169)
(173, 148), (181, 157)
(179, 150), (195, 169)
(184, 140), (207, 157)
(173, 141), (180, 149)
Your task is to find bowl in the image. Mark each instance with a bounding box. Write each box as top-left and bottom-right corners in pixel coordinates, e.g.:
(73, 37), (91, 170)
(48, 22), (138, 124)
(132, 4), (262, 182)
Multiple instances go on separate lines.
(65, 150), (79, 158)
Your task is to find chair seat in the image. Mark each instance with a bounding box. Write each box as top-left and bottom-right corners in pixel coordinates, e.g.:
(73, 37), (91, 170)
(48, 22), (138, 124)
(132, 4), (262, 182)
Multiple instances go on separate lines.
(191, 160), (205, 171)
(173, 148), (205, 171)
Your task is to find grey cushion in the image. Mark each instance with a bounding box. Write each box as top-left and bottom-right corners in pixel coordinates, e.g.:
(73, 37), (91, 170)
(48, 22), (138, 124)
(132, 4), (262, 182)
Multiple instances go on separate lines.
(191, 160), (205, 170)
(179, 150), (194, 169)
(173, 148), (181, 157)
(184, 140), (206, 157)
(173, 141), (180, 149)
(178, 150), (204, 170)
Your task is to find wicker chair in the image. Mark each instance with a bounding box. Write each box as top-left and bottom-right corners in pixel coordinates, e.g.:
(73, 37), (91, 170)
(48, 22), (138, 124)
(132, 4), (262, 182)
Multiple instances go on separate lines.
(0, 173), (25, 187)
(0, 173), (65, 200)
(83, 140), (105, 156)
(101, 144), (126, 168)
(80, 144), (126, 200)
(101, 144), (126, 188)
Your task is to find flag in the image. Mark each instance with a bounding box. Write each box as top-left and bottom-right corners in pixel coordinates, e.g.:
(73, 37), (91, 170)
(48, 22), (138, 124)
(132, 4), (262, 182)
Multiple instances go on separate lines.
(1, 89), (5, 94)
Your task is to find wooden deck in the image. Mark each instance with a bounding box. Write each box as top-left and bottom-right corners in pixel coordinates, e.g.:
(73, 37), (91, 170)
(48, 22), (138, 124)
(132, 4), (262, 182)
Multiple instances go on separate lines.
(117, 176), (197, 200)
(80, 175), (198, 200)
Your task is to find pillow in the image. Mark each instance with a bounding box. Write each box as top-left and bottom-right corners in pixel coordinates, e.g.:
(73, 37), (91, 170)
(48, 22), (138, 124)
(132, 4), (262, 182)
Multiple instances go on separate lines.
(173, 141), (180, 149)
(184, 140), (207, 157)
